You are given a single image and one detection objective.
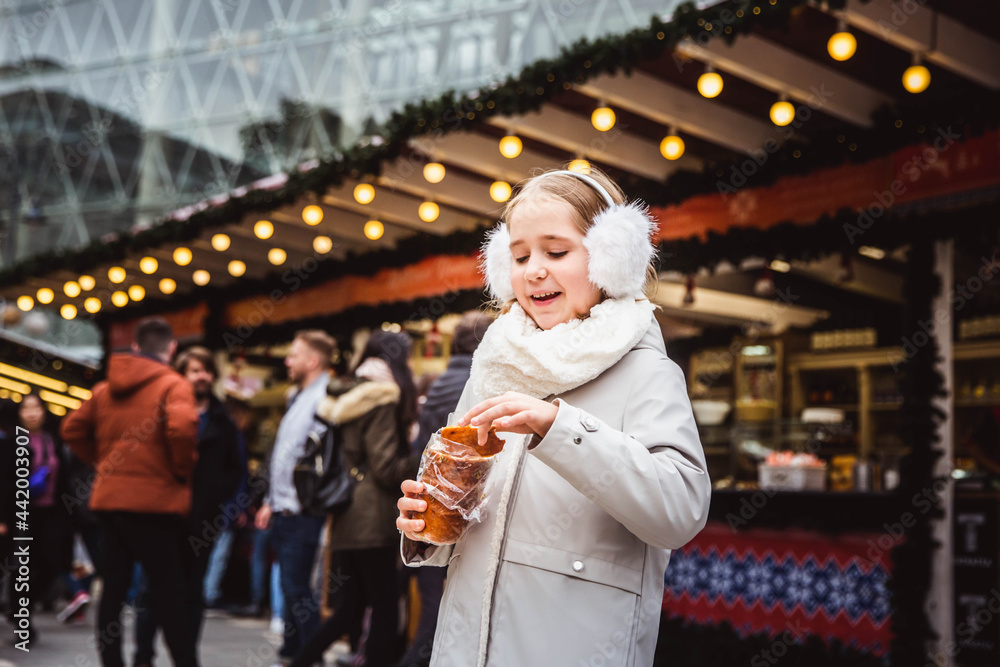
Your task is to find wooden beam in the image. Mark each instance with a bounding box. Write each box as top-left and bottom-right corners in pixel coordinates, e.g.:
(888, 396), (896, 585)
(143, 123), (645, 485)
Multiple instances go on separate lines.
(486, 106), (702, 181)
(842, 0), (1000, 89)
(675, 33), (895, 127)
(575, 71), (782, 153)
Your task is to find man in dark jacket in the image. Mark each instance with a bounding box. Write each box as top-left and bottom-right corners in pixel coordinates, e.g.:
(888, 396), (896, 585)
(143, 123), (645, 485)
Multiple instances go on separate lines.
(133, 346), (244, 667)
(394, 311), (492, 667)
(61, 317), (199, 667)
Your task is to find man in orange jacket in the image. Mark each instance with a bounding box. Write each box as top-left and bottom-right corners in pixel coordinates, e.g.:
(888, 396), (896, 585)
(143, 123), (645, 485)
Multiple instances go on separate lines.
(61, 317), (200, 667)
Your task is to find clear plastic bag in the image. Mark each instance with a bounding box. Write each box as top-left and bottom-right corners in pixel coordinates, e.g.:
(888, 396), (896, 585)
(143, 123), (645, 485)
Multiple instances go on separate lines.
(413, 428), (503, 545)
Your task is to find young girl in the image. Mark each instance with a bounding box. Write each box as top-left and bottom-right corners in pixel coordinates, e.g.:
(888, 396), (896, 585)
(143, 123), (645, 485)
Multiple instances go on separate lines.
(396, 167), (710, 667)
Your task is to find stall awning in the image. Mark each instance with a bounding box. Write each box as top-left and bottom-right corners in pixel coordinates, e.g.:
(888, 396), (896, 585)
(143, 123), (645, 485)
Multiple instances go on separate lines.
(2, 0), (999, 338)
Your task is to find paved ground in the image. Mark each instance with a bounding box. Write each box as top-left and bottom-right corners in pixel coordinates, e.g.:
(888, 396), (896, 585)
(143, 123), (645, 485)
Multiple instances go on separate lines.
(0, 606), (304, 667)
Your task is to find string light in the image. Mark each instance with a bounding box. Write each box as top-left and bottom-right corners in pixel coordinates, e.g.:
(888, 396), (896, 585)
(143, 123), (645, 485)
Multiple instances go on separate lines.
(418, 201), (440, 222)
(111, 291), (129, 307)
(302, 205), (324, 226)
(37, 288), (54, 304)
(228, 260), (247, 276)
(770, 96), (795, 126)
(17, 296), (33, 311)
(268, 248), (287, 266)
(660, 129), (685, 160)
(353, 183), (375, 205)
(193, 270), (211, 286)
(490, 181), (512, 203)
(212, 233), (231, 251)
(499, 133), (522, 159)
(173, 247), (192, 266)
(313, 236), (333, 254)
(84, 297), (101, 314)
(63, 281), (81, 297)
(78, 275), (95, 291)
(60, 304), (77, 320)
(159, 278), (177, 295)
(108, 266), (126, 283)
(591, 103), (616, 131)
(254, 220), (273, 240)
(139, 256), (158, 274)
(697, 67), (723, 98)
(827, 20), (857, 61)
(423, 162), (446, 183)
(128, 285), (145, 302)
(364, 220), (384, 240)
(903, 55), (931, 93)
(568, 159), (591, 175)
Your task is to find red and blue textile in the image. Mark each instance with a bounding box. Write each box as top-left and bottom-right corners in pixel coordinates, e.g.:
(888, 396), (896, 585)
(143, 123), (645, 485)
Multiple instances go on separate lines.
(662, 522), (894, 658)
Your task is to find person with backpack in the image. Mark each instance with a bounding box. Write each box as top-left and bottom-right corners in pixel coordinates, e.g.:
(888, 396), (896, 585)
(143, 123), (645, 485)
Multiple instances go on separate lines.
(291, 330), (418, 667)
(255, 330), (337, 663)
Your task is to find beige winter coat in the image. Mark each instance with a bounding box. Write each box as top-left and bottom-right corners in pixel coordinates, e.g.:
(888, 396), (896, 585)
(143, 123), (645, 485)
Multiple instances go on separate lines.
(402, 318), (711, 666)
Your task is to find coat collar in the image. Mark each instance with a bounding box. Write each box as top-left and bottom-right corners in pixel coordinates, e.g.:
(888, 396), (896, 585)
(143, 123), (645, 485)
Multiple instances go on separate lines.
(316, 378), (400, 425)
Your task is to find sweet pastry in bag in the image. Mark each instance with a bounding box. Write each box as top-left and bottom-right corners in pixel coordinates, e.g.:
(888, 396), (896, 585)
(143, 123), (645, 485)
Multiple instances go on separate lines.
(416, 426), (505, 545)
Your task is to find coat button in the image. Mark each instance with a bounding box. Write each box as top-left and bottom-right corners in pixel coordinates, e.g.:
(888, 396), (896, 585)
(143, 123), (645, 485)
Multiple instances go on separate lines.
(573, 436), (582, 445)
(572, 560), (584, 572)
(581, 417), (598, 432)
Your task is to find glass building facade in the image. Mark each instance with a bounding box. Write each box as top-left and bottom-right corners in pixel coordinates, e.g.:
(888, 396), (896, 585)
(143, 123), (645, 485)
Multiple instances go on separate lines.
(0, 0), (679, 268)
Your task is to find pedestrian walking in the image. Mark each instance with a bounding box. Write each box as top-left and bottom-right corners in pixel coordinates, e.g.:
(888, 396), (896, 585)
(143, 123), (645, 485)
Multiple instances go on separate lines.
(61, 317), (200, 667)
(255, 330), (337, 663)
(396, 167), (711, 666)
(291, 330), (418, 667)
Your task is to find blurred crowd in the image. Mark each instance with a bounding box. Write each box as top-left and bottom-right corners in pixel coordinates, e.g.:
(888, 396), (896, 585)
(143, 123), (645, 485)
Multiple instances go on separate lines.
(0, 311), (491, 667)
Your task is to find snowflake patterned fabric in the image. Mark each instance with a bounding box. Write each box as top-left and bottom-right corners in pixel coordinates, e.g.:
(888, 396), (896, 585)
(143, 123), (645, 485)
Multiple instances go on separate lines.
(661, 524), (893, 659)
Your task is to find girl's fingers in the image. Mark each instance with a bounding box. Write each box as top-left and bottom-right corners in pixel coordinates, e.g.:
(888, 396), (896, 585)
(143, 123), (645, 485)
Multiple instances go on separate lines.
(401, 479), (425, 497)
(398, 495), (428, 513)
(397, 516), (426, 536)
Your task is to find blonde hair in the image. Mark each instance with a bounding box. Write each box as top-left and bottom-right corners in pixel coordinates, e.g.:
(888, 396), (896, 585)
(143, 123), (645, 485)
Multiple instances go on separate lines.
(497, 165), (658, 312)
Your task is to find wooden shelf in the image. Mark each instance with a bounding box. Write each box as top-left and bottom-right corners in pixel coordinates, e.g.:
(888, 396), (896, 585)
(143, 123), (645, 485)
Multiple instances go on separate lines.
(787, 347), (904, 371)
(955, 398), (1000, 408)
(954, 340), (1000, 361)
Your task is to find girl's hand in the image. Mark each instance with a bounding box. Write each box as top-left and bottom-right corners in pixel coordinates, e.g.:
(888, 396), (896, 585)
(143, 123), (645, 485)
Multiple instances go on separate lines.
(397, 479), (428, 540)
(456, 391), (558, 446)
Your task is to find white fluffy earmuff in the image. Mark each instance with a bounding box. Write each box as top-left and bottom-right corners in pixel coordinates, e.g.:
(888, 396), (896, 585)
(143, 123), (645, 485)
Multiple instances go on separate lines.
(481, 170), (658, 302)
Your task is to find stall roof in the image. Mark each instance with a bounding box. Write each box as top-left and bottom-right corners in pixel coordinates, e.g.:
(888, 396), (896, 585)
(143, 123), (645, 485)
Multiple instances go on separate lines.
(2, 0), (998, 325)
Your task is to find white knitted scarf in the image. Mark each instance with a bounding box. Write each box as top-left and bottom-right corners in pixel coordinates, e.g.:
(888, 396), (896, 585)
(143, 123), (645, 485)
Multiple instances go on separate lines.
(469, 296), (655, 667)
(470, 297), (656, 401)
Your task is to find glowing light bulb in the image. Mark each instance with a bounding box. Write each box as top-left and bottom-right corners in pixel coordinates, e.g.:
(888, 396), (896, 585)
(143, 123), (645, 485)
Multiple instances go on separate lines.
(17, 296), (34, 311)
(111, 291), (129, 307)
(568, 159), (591, 175)
(827, 31), (857, 61)
(193, 270), (210, 286)
(353, 184), (375, 205)
(60, 304), (77, 320)
(211, 234), (231, 251)
(139, 257), (158, 274)
(418, 201), (440, 222)
(78, 275), (95, 291)
(660, 135), (685, 160)
(423, 163), (446, 183)
(63, 281), (81, 297)
(128, 285), (145, 302)
(903, 64), (931, 93)
(490, 181), (512, 203)
(254, 220), (273, 240)
(84, 297), (101, 313)
(697, 71), (723, 98)
(228, 260), (246, 277)
(302, 205), (323, 226)
(364, 220), (384, 240)
(108, 266), (126, 283)
(37, 288), (54, 304)
(159, 278), (176, 295)
(268, 248), (287, 266)
(173, 247), (192, 266)
(313, 236), (333, 254)
(591, 106), (616, 131)
(499, 134), (522, 159)
(770, 100), (796, 126)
